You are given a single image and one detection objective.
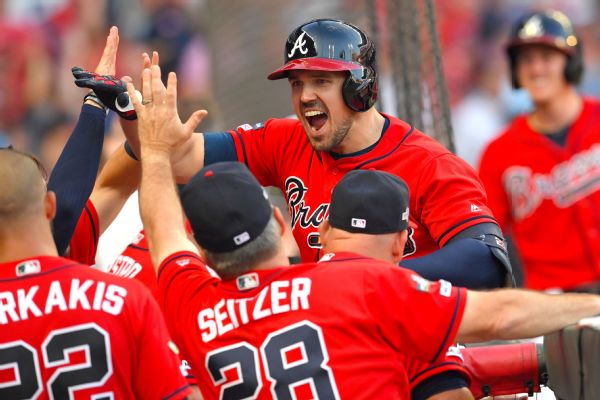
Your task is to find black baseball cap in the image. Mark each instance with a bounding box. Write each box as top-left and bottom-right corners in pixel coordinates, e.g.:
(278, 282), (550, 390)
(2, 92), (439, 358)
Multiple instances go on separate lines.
(329, 170), (410, 234)
(180, 162), (272, 253)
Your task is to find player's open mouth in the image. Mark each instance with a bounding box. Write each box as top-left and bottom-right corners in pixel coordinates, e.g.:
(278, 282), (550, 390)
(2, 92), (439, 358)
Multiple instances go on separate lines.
(305, 110), (328, 131)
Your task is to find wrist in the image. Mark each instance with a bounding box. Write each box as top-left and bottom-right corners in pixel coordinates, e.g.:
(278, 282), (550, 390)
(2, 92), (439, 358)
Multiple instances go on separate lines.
(83, 91), (109, 115)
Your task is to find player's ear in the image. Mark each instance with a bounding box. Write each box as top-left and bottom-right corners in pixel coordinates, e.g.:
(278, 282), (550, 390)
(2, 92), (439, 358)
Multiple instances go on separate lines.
(273, 207), (286, 238)
(318, 219), (331, 248)
(391, 230), (409, 264)
(45, 190), (57, 221)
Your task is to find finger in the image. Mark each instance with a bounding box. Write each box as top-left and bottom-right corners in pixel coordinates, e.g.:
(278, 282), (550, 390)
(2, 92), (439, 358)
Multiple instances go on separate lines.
(127, 82), (142, 113)
(152, 51), (159, 66)
(166, 72), (177, 109)
(121, 75), (133, 84)
(150, 65), (166, 103)
(141, 67), (152, 102)
(95, 26), (119, 75)
(183, 110), (208, 134)
(142, 52), (151, 69)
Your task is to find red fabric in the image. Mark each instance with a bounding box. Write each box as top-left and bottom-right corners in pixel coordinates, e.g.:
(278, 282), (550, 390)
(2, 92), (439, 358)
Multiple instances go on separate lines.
(230, 115), (495, 262)
(67, 200), (99, 265)
(106, 231), (157, 296)
(157, 251), (466, 400)
(479, 98), (600, 290)
(0, 256), (191, 400)
(462, 343), (541, 399)
(406, 345), (470, 389)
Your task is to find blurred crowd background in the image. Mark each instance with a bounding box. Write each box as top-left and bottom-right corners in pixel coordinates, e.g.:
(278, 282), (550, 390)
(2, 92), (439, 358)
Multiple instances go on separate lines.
(0, 0), (598, 172)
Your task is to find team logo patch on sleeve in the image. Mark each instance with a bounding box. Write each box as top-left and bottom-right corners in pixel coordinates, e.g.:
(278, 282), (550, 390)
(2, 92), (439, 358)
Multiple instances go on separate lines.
(236, 122), (265, 132)
(410, 274), (432, 292)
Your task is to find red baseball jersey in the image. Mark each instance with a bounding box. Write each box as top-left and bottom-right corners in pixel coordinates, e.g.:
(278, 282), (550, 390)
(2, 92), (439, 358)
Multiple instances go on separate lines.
(67, 199), (100, 266)
(0, 255), (191, 400)
(157, 250), (467, 399)
(478, 98), (600, 290)
(229, 115), (496, 262)
(106, 230), (158, 296)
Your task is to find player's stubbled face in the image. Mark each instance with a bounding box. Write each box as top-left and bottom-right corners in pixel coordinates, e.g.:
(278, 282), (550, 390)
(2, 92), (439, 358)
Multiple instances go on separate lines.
(515, 45), (569, 103)
(288, 70), (354, 152)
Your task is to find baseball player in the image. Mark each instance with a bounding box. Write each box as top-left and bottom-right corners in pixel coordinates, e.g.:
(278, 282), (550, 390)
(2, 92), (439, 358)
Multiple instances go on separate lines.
(0, 148), (191, 400)
(130, 66), (600, 400)
(121, 19), (510, 288)
(478, 10), (600, 291)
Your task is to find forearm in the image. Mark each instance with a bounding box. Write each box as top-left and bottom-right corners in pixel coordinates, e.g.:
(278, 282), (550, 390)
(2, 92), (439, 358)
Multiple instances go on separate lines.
(171, 133), (205, 183)
(48, 103), (106, 255)
(400, 238), (505, 289)
(139, 149), (196, 268)
(459, 289), (600, 342)
(89, 144), (141, 234)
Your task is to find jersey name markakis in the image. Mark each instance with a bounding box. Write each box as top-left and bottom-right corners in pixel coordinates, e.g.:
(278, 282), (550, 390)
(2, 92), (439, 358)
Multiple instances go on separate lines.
(0, 279), (127, 324)
(198, 278), (311, 343)
(504, 143), (600, 220)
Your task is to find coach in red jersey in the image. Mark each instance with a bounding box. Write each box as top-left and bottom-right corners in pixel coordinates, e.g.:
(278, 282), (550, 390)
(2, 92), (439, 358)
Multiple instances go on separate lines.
(479, 10), (600, 291)
(130, 67), (600, 399)
(0, 148), (191, 399)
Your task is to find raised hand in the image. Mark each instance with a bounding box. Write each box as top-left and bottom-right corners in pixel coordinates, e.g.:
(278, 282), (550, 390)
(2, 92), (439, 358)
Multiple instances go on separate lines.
(72, 26), (140, 120)
(127, 65), (207, 155)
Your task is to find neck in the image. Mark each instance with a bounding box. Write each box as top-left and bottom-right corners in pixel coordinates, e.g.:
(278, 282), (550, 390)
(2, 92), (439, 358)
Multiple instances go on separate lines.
(334, 108), (385, 154)
(0, 221), (58, 264)
(324, 235), (394, 264)
(251, 247), (291, 271)
(529, 87), (582, 134)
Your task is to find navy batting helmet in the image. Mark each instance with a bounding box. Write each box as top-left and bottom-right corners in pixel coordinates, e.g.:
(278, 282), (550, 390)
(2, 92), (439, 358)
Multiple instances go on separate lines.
(506, 10), (583, 89)
(268, 18), (378, 112)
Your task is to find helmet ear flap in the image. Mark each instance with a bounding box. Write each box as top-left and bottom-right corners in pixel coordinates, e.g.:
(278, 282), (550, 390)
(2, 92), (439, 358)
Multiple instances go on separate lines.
(342, 68), (378, 112)
(565, 43), (584, 84)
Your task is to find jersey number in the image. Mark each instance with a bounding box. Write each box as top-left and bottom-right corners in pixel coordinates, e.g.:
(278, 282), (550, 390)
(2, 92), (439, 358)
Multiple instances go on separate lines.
(0, 323), (113, 400)
(206, 321), (339, 400)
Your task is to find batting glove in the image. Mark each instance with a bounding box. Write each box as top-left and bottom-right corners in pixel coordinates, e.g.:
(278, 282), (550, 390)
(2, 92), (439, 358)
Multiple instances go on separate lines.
(72, 66), (138, 120)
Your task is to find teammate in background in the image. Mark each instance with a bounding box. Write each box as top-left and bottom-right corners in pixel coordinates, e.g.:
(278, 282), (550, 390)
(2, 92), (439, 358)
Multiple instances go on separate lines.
(0, 148), (191, 400)
(123, 18), (512, 290)
(130, 65), (600, 400)
(478, 10), (600, 291)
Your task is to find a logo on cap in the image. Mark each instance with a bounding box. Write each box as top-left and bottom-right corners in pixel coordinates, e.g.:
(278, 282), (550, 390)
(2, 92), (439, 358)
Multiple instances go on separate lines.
(288, 31), (309, 58)
(351, 218), (366, 229)
(402, 208), (409, 222)
(234, 231), (251, 246)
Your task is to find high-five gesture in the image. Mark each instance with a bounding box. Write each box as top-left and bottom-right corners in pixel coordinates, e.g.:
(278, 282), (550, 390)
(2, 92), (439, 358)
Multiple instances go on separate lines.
(127, 65), (207, 155)
(132, 64), (204, 268)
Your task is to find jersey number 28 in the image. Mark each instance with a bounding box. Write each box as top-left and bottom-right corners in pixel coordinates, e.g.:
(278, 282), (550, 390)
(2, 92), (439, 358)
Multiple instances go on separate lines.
(206, 320), (339, 400)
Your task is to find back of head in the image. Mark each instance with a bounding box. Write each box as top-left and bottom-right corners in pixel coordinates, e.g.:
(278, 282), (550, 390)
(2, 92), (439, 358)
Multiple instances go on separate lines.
(268, 18), (378, 112)
(180, 162), (280, 277)
(329, 169), (410, 234)
(0, 149), (47, 225)
(506, 9), (583, 88)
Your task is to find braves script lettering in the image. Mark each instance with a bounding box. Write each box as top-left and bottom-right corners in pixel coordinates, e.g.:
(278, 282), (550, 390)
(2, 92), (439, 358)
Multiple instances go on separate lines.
(288, 31), (308, 58)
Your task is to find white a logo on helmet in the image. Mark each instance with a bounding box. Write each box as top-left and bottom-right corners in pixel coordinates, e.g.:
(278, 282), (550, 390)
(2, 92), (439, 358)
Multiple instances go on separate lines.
(288, 31), (309, 58)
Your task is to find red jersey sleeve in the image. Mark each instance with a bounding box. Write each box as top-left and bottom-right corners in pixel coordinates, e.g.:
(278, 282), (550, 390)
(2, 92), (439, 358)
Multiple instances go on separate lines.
(156, 251), (219, 334)
(127, 281), (192, 400)
(416, 153), (497, 246)
(228, 119), (302, 187)
(67, 199), (100, 265)
(365, 267), (467, 364)
(478, 140), (511, 231)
